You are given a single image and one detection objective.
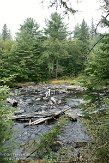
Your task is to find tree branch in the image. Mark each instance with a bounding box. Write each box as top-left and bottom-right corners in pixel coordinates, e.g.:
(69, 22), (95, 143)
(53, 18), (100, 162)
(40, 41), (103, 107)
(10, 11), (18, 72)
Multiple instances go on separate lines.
(41, 0), (77, 14)
(87, 35), (104, 55)
(95, 13), (109, 34)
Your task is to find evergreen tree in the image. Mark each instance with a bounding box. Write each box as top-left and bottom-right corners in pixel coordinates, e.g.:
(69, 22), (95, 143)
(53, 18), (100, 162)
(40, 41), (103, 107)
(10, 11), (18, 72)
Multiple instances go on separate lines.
(42, 38), (68, 79)
(8, 18), (46, 82)
(85, 1), (109, 86)
(45, 12), (67, 40)
(82, 2), (109, 162)
(90, 18), (96, 39)
(0, 34), (14, 85)
(61, 38), (83, 76)
(2, 24), (11, 41)
(73, 20), (90, 70)
(43, 12), (68, 79)
(73, 23), (80, 38)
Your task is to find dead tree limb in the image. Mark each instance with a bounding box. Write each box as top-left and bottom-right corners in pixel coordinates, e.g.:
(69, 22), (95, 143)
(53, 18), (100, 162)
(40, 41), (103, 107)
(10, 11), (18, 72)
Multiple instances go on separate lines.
(25, 108), (69, 127)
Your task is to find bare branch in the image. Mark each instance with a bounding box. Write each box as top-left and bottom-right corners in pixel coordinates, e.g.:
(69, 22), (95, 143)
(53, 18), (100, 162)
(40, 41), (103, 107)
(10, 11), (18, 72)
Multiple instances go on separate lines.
(95, 13), (109, 34)
(87, 35), (104, 55)
(41, 0), (77, 14)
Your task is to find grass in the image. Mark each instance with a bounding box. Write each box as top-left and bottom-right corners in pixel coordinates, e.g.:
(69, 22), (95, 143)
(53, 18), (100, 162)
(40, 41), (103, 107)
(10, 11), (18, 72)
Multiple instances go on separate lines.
(48, 76), (81, 85)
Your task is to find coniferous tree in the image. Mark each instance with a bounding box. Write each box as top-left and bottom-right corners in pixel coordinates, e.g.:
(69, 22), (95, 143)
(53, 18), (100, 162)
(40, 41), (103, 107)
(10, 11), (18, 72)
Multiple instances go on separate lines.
(2, 24), (11, 41)
(82, 1), (109, 162)
(43, 12), (68, 79)
(45, 12), (67, 40)
(9, 18), (45, 82)
(73, 20), (90, 70)
(85, 1), (109, 86)
(90, 18), (96, 39)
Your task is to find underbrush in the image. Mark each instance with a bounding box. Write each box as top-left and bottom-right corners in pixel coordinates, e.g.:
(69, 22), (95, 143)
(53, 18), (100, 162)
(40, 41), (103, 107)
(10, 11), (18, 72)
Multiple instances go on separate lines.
(24, 115), (68, 162)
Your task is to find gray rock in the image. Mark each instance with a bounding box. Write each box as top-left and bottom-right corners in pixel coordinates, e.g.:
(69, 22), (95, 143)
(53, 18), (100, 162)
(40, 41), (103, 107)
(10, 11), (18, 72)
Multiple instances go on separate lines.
(14, 109), (25, 115)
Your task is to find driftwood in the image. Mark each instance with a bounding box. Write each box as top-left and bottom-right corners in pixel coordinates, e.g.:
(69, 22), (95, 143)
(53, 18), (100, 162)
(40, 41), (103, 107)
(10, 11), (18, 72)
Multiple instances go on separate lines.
(25, 108), (69, 127)
(12, 108), (83, 124)
(11, 112), (50, 121)
(7, 98), (18, 107)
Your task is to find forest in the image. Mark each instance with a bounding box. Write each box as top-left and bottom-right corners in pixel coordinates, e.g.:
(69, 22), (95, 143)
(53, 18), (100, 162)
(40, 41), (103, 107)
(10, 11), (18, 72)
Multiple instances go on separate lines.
(0, 0), (109, 162)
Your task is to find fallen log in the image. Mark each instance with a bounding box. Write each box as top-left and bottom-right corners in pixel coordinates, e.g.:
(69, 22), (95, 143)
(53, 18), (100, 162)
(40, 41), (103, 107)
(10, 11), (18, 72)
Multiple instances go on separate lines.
(25, 108), (69, 127)
(11, 113), (50, 121)
(7, 98), (18, 107)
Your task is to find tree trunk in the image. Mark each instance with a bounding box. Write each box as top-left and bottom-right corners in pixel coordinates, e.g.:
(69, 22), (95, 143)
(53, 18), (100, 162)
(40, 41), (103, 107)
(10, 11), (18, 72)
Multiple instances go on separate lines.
(56, 59), (58, 80)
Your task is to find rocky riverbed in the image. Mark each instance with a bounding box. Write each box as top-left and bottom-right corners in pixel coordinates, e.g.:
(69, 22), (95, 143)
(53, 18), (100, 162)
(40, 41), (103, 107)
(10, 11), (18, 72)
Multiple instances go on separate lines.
(8, 84), (90, 161)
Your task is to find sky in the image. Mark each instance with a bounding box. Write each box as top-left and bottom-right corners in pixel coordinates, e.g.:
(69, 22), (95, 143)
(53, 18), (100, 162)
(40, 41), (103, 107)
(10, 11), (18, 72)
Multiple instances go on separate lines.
(0, 0), (104, 37)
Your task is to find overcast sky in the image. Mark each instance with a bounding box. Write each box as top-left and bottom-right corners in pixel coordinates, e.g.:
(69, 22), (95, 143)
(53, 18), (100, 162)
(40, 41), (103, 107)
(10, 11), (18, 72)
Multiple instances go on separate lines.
(0, 0), (103, 37)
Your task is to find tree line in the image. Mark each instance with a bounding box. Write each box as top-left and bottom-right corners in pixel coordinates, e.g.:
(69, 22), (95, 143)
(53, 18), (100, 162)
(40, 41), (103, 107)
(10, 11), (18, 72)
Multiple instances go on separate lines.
(0, 0), (109, 161)
(0, 12), (97, 85)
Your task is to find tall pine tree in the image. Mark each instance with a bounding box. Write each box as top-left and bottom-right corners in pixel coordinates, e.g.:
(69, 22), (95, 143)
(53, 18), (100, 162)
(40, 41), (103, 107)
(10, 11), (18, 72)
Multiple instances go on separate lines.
(2, 24), (11, 41)
(73, 20), (90, 70)
(43, 12), (68, 79)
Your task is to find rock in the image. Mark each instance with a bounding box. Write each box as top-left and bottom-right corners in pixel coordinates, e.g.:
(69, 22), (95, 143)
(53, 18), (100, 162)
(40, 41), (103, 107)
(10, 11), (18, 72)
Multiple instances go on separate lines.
(48, 100), (53, 105)
(7, 98), (18, 107)
(65, 112), (78, 121)
(45, 89), (51, 97)
(14, 110), (25, 115)
(75, 141), (88, 148)
(36, 97), (41, 101)
(40, 105), (48, 111)
(51, 140), (63, 152)
(57, 99), (62, 105)
(50, 97), (57, 104)
(42, 97), (49, 101)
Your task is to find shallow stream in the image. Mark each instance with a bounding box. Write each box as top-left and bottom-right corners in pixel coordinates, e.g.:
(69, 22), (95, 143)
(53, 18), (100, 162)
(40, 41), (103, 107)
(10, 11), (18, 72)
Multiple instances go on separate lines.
(9, 84), (90, 160)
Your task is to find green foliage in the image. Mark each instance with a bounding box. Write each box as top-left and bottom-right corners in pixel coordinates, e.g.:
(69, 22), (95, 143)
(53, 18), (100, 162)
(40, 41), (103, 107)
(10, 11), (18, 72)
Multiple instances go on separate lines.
(0, 13), (92, 84)
(43, 12), (69, 79)
(0, 35), (15, 85)
(7, 18), (47, 82)
(0, 86), (14, 162)
(26, 115), (67, 161)
(61, 38), (85, 76)
(81, 94), (109, 162)
(45, 12), (67, 40)
(90, 18), (96, 39)
(73, 19), (90, 71)
(2, 24), (11, 41)
(83, 33), (109, 89)
(79, 3), (109, 162)
(42, 38), (68, 78)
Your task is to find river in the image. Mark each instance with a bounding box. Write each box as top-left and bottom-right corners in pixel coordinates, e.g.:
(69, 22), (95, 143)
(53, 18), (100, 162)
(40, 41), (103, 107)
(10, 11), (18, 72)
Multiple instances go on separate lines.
(8, 84), (90, 161)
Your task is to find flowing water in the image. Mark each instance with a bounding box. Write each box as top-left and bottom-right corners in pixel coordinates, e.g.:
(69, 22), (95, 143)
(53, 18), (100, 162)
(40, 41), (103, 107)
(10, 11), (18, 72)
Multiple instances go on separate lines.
(8, 84), (90, 160)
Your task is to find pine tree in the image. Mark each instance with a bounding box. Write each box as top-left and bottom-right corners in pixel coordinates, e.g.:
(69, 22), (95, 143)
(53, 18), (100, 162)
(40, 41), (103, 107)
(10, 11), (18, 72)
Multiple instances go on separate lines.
(2, 24), (11, 41)
(73, 20), (90, 70)
(90, 18), (96, 39)
(82, 2), (109, 162)
(43, 12), (68, 79)
(9, 18), (44, 82)
(45, 12), (67, 40)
